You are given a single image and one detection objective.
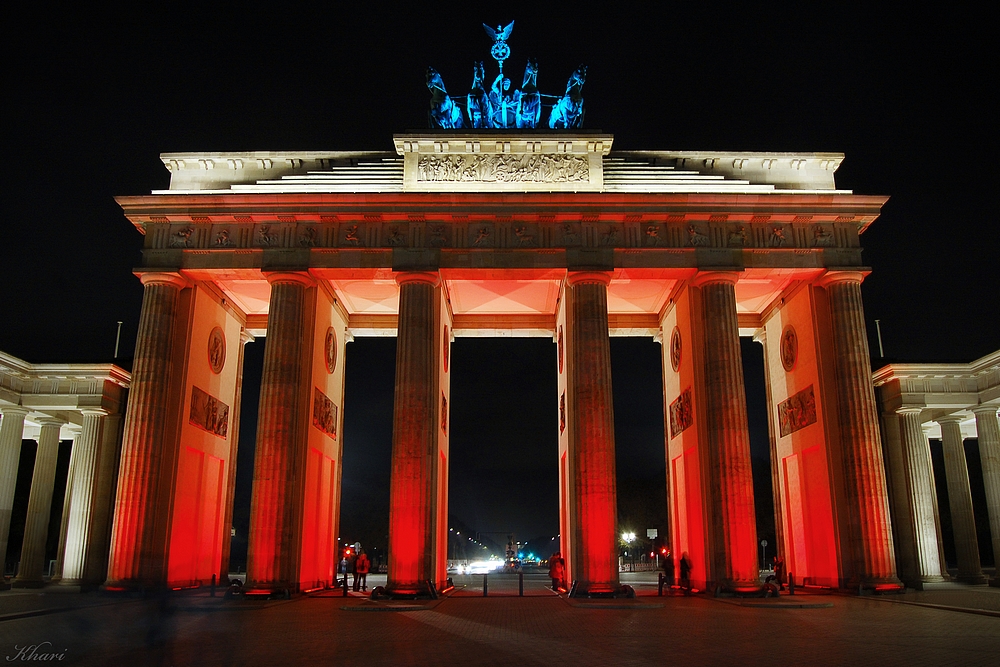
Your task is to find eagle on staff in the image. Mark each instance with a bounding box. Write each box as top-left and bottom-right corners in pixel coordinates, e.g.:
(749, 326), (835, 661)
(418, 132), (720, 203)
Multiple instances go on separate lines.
(483, 21), (514, 75)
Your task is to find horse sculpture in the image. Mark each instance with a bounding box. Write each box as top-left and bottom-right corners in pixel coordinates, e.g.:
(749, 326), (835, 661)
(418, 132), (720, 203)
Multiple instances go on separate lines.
(466, 61), (492, 129)
(426, 67), (464, 129)
(548, 64), (587, 129)
(516, 59), (541, 129)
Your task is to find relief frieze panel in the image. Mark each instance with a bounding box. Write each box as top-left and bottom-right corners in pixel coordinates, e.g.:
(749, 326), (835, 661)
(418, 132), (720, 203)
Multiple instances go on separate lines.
(189, 385), (229, 438)
(416, 154), (589, 183)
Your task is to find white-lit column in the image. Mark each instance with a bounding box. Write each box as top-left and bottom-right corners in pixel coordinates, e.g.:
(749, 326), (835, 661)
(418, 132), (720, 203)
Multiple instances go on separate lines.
(972, 406), (1000, 585)
(60, 409), (106, 584)
(897, 408), (947, 582)
(0, 406), (29, 566)
(938, 416), (985, 583)
(13, 418), (64, 587)
(50, 424), (82, 583)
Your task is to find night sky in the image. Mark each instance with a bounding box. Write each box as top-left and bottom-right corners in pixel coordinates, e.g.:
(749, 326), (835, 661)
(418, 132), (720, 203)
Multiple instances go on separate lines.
(4, 7), (996, 564)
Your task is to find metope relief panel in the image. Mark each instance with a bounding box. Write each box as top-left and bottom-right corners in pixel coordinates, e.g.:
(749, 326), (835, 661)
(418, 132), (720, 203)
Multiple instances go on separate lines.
(416, 154), (589, 183)
(312, 387), (338, 439)
(669, 387), (693, 439)
(189, 386), (229, 438)
(777, 385), (817, 437)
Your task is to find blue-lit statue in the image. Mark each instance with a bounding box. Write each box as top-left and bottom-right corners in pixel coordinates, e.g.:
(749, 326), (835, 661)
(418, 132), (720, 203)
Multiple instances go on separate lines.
(467, 61), (493, 129)
(426, 21), (587, 130)
(516, 59), (541, 129)
(548, 65), (587, 129)
(426, 67), (465, 129)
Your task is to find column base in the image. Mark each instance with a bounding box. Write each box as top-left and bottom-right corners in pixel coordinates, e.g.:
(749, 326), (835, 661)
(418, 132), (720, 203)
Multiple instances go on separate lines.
(381, 581), (438, 600)
(569, 582), (635, 599)
(242, 582), (298, 599)
(955, 572), (988, 585)
(11, 578), (45, 589)
(852, 575), (905, 594)
(989, 577), (1000, 588)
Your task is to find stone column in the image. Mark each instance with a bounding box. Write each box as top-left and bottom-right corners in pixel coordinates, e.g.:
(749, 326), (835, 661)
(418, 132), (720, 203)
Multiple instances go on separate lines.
(693, 272), (759, 591)
(247, 272), (314, 591)
(898, 408), (947, 582)
(59, 409), (106, 584)
(972, 406), (1000, 585)
(13, 418), (64, 587)
(565, 271), (620, 596)
(923, 423), (951, 578)
(820, 272), (900, 587)
(881, 409), (919, 587)
(50, 425), (81, 584)
(0, 406), (29, 570)
(105, 272), (188, 588)
(386, 272), (440, 597)
(220, 330), (251, 584)
(938, 416), (986, 583)
(83, 412), (122, 586)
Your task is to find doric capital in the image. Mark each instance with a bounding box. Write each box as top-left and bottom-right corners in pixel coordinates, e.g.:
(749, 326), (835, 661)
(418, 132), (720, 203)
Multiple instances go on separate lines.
(80, 407), (110, 418)
(0, 405), (30, 418)
(138, 271), (190, 289)
(935, 414), (964, 426)
(690, 271), (740, 288)
(394, 271), (440, 287)
(35, 416), (66, 428)
(815, 270), (869, 288)
(896, 407), (924, 417)
(566, 270), (611, 287)
(240, 330), (256, 346)
(264, 271), (315, 287)
(972, 404), (999, 418)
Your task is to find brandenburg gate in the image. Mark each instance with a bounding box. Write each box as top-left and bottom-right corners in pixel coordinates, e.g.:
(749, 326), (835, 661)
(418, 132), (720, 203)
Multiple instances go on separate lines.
(108, 131), (902, 596)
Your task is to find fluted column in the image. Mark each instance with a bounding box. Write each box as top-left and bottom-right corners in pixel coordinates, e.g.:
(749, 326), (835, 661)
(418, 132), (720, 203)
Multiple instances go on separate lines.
(882, 409), (919, 586)
(386, 272), (440, 597)
(565, 271), (620, 596)
(0, 406), (29, 569)
(50, 424), (82, 584)
(923, 423), (951, 577)
(59, 409), (106, 584)
(83, 412), (122, 586)
(898, 408), (946, 582)
(938, 416), (986, 583)
(105, 272), (188, 588)
(693, 272), (758, 590)
(13, 418), (64, 587)
(821, 272), (900, 587)
(247, 272), (314, 591)
(220, 330), (251, 584)
(972, 406), (1000, 585)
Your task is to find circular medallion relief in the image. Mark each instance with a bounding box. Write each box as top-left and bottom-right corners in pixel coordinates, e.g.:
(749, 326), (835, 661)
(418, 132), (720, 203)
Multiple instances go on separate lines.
(558, 326), (564, 374)
(669, 327), (682, 372)
(208, 327), (226, 374)
(324, 328), (338, 374)
(780, 325), (798, 372)
(443, 325), (450, 373)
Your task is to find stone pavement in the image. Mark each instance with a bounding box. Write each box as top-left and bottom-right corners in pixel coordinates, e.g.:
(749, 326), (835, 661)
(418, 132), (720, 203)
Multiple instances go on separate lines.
(0, 579), (998, 666)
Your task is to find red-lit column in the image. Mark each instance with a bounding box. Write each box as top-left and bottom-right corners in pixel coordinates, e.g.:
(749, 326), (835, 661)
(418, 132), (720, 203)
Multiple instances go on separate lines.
(247, 272), (314, 592)
(0, 406), (29, 569)
(972, 406), (1000, 585)
(565, 271), (620, 596)
(13, 417), (64, 587)
(105, 272), (188, 588)
(820, 272), (900, 588)
(938, 416), (986, 583)
(386, 272), (440, 597)
(897, 408), (946, 582)
(692, 272), (759, 591)
(220, 330), (252, 584)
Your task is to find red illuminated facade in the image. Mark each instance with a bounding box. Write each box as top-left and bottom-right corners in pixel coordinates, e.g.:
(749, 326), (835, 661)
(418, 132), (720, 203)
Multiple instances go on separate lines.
(103, 133), (903, 595)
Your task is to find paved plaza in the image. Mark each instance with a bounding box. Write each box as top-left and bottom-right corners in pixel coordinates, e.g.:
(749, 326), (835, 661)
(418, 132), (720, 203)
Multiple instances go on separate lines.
(1, 574), (997, 666)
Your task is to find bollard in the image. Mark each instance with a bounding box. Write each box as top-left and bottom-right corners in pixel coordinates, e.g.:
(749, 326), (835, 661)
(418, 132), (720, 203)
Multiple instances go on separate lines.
(789, 572), (795, 596)
(342, 574), (349, 597)
(658, 571), (664, 596)
(519, 571), (524, 597)
(211, 574), (216, 598)
(483, 573), (488, 597)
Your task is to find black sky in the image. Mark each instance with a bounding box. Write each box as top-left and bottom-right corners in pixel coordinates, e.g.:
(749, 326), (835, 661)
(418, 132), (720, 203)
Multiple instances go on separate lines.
(3, 6), (997, 561)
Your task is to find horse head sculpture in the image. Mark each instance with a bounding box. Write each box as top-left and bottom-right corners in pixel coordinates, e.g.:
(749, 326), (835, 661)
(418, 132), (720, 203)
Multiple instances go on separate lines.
(548, 64), (587, 129)
(427, 67), (465, 129)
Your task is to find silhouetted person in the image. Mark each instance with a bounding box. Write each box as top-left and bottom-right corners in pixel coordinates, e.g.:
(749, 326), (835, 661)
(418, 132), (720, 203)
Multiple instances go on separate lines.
(548, 552), (566, 592)
(679, 552), (692, 595)
(774, 555), (786, 592)
(663, 552), (675, 589)
(355, 551), (370, 592)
